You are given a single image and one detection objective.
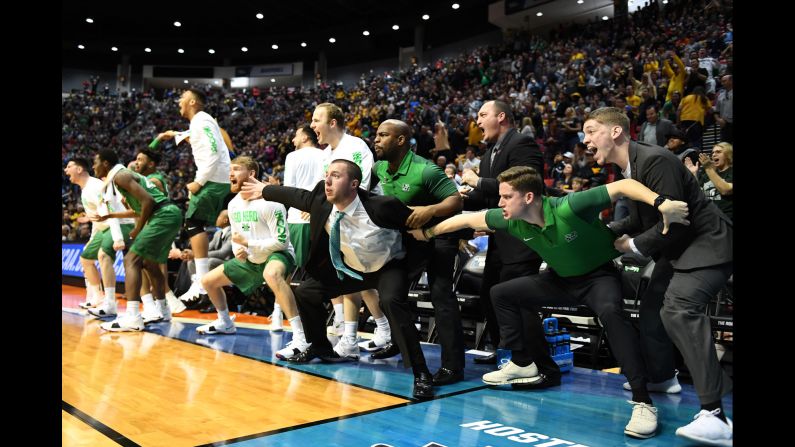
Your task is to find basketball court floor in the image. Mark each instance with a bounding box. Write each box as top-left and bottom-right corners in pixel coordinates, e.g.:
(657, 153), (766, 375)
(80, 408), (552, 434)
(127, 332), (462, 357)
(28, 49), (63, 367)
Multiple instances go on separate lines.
(62, 285), (732, 446)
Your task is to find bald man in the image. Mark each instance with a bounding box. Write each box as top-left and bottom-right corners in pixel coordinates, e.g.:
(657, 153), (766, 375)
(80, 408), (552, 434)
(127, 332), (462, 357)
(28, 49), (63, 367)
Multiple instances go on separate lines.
(369, 119), (467, 386)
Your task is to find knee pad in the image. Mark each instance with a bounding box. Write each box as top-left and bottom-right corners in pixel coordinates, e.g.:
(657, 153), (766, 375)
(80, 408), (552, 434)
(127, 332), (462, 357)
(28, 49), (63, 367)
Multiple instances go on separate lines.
(184, 218), (206, 238)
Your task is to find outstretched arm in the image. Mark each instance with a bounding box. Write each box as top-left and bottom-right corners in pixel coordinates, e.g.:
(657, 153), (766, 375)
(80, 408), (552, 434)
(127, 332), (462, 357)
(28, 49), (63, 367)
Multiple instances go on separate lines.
(605, 178), (690, 234)
(409, 211), (488, 241)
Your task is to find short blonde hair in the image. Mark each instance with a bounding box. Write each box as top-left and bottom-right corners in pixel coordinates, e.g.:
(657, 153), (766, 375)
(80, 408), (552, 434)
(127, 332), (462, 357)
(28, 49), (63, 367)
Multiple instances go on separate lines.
(713, 142), (733, 165)
(315, 103), (345, 129)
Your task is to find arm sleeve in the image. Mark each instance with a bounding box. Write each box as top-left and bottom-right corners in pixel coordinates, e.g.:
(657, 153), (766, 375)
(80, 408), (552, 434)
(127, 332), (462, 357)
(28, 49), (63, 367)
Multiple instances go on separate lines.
(261, 183), (319, 213)
(484, 208), (509, 231)
(247, 203), (289, 257)
(422, 165), (459, 201)
(567, 186), (612, 223)
(631, 156), (690, 257)
(190, 117), (222, 186)
(108, 218), (124, 242)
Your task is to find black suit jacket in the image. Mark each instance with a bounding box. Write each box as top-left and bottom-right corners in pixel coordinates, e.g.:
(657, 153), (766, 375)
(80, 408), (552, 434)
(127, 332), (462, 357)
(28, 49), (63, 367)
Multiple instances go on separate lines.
(464, 128), (544, 264)
(610, 141), (732, 269)
(261, 181), (412, 280)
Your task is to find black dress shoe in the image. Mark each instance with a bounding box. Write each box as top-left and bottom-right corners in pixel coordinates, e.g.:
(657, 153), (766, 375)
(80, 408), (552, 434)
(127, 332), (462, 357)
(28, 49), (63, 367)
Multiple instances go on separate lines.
(413, 372), (435, 399)
(511, 373), (561, 390)
(473, 352), (497, 364)
(370, 342), (400, 360)
(433, 367), (464, 386)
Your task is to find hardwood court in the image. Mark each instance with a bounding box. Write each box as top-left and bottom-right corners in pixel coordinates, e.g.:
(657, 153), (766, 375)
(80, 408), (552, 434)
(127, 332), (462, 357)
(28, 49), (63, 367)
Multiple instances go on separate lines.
(63, 285), (732, 446)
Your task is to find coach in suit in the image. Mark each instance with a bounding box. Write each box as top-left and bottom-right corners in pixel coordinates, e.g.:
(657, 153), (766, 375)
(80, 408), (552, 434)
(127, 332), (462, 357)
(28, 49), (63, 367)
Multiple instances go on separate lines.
(241, 159), (435, 399)
(638, 105), (676, 147)
(584, 107), (733, 444)
(460, 100), (544, 364)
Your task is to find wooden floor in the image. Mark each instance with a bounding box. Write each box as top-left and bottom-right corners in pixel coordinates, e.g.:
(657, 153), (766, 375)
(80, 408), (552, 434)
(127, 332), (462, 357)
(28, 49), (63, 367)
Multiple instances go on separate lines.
(62, 285), (733, 447)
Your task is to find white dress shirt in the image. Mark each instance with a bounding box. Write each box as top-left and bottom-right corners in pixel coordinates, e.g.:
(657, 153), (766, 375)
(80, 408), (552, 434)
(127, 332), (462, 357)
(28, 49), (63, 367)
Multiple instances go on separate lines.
(324, 195), (404, 273)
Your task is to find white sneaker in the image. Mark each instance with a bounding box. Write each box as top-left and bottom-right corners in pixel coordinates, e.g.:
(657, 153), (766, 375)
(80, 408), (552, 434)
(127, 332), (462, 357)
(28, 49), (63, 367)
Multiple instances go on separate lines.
(675, 409), (733, 446)
(482, 361), (541, 385)
(333, 338), (360, 360)
(87, 303), (117, 319)
(358, 327), (391, 351)
(270, 311), (284, 332)
(100, 314), (144, 332)
(275, 338), (311, 360)
(196, 315), (236, 335)
(178, 276), (202, 302)
(157, 299), (172, 322)
(78, 298), (98, 309)
(141, 305), (163, 324)
(166, 293), (187, 314)
(624, 401), (658, 438)
(623, 370), (682, 393)
(327, 319), (344, 336)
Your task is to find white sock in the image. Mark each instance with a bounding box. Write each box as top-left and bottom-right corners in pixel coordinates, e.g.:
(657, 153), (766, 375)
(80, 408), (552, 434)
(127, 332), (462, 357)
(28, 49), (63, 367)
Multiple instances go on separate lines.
(156, 299), (169, 314)
(374, 316), (391, 335)
(140, 293), (154, 310)
(88, 284), (101, 302)
(165, 290), (177, 301)
(289, 316), (305, 344)
(84, 280), (92, 300)
(195, 258), (209, 293)
(272, 303), (283, 319)
(343, 321), (358, 344)
(105, 288), (116, 309)
(218, 309), (233, 326)
(333, 303), (344, 324)
(126, 301), (140, 317)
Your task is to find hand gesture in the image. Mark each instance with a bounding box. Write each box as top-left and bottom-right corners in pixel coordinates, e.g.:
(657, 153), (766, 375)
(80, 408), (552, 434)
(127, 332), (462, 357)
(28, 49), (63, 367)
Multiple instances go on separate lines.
(240, 176), (266, 200)
(405, 206), (435, 229)
(657, 199), (690, 234)
(683, 156), (699, 176)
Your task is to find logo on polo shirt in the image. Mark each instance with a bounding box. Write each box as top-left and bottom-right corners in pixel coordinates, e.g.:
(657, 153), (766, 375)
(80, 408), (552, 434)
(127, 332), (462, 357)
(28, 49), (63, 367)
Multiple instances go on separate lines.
(564, 231), (578, 242)
(402, 184), (411, 192)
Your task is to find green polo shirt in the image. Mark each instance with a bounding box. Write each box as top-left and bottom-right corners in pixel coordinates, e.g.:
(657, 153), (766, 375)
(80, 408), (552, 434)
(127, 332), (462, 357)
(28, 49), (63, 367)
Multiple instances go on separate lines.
(485, 185), (620, 277)
(374, 151), (458, 206)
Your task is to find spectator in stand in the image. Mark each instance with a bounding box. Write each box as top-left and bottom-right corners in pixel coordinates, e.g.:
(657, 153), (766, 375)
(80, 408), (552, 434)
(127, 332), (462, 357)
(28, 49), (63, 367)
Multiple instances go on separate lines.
(459, 146), (481, 172)
(713, 75), (732, 143)
(684, 142), (733, 220)
(639, 106), (676, 147)
(678, 86), (711, 149)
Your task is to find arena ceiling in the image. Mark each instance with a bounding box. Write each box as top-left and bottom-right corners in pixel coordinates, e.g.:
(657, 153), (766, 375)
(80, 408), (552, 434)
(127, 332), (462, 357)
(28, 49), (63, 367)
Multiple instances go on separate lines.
(62, 1), (614, 70)
(63, 0), (497, 69)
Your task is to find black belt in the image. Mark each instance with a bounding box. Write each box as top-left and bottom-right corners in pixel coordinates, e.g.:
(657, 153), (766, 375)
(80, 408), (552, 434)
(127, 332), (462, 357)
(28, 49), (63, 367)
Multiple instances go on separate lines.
(152, 200), (176, 212)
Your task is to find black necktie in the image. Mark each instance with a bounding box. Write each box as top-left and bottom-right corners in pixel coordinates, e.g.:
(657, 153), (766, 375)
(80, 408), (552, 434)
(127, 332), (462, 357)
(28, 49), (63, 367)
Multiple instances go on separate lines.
(490, 143), (501, 170)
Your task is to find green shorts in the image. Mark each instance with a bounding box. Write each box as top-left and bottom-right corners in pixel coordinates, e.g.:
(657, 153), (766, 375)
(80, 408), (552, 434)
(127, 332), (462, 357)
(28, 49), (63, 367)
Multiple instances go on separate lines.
(81, 224), (135, 259)
(130, 205), (183, 263)
(81, 229), (106, 260)
(288, 223), (311, 268)
(223, 251), (296, 296)
(186, 181), (231, 225)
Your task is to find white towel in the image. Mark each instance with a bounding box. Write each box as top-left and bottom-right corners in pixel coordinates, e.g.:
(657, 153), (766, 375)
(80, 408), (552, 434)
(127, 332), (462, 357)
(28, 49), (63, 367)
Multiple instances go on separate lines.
(102, 164), (126, 205)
